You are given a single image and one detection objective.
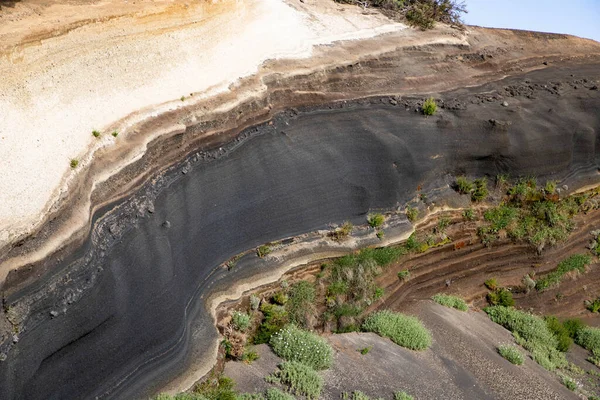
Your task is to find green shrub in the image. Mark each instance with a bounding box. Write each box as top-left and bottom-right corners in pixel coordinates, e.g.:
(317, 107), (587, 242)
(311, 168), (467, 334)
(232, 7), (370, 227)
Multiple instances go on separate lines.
(432, 293), (468, 311)
(193, 376), (236, 400)
(237, 394), (265, 400)
(273, 291), (288, 306)
(404, 0), (466, 30)
(112, 131), (119, 138)
(286, 281), (316, 328)
(92, 130), (101, 138)
(70, 159), (79, 169)
(576, 327), (600, 354)
(376, 231), (385, 240)
(563, 318), (585, 338)
(231, 311), (251, 332)
(257, 245), (271, 258)
(368, 213), (385, 228)
(269, 325), (333, 370)
(471, 178), (488, 202)
(497, 344), (523, 365)
(359, 346), (371, 355)
(422, 97), (437, 115)
(358, 246), (406, 267)
(455, 176), (473, 194)
(462, 208), (475, 221)
(484, 278), (498, 290)
(587, 298), (600, 313)
(545, 316), (573, 352)
(268, 361), (323, 399)
(398, 269), (410, 281)
(536, 254), (592, 291)
(561, 375), (577, 391)
(485, 306), (567, 370)
(394, 392), (414, 400)
(362, 310), (432, 351)
(253, 303), (288, 344)
(405, 207), (418, 222)
(241, 348), (259, 363)
(544, 181), (557, 194)
(486, 288), (514, 307)
(264, 388), (294, 400)
(329, 221), (353, 241)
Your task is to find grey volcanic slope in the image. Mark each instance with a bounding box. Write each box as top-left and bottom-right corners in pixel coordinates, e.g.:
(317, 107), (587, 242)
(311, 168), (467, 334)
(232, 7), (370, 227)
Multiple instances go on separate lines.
(0, 65), (599, 400)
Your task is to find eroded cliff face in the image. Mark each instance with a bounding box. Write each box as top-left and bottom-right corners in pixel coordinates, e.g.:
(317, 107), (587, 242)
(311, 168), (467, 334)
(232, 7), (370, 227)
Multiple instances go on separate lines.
(1, 1), (600, 398)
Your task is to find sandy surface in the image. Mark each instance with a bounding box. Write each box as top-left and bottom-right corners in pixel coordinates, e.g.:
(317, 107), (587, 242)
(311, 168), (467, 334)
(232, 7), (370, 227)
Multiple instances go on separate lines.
(0, 0), (404, 247)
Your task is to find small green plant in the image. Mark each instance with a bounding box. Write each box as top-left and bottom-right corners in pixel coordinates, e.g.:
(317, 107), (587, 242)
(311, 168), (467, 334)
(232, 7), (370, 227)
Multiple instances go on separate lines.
(111, 131), (119, 137)
(269, 325), (333, 370)
(436, 217), (450, 233)
(545, 316), (573, 352)
(394, 392), (414, 400)
(422, 97), (437, 115)
(92, 130), (101, 138)
(471, 178), (489, 202)
(544, 180), (557, 194)
(432, 293), (468, 311)
(250, 295), (261, 311)
(273, 291), (288, 306)
(257, 245), (271, 258)
(561, 375), (577, 391)
(405, 207), (418, 222)
(253, 303), (288, 344)
(588, 298), (600, 313)
(376, 231), (385, 240)
(70, 159), (79, 169)
(231, 311), (251, 332)
(455, 176), (473, 194)
(484, 278), (498, 290)
(397, 269), (410, 281)
(497, 344), (524, 365)
(265, 388), (294, 400)
(487, 288), (514, 307)
(362, 310), (432, 351)
(462, 208), (475, 221)
(181, 96), (186, 101)
(359, 346), (371, 355)
(241, 348), (260, 364)
(368, 213), (385, 228)
(329, 221), (353, 241)
(268, 361), (323, 399)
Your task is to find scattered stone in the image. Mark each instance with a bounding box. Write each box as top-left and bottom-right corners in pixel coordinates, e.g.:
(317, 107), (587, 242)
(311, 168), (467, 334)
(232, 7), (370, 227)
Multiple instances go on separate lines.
(562, 184), (569, 192)
(0, 353), (7, 362)
(591, 85), (598, 90)
(147, 203), (155, 214)
(543, 61), (548, 65)
(162, 220), (171, 229)
(50, 310), (59, 317)
(389, 98), (397, 106)
(12, 335), (19, 343)
(445, 279), (452, 287)
(501, 101), (509, 107)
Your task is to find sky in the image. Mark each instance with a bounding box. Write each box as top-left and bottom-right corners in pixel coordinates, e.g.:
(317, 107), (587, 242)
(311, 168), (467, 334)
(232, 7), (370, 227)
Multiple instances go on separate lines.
(463, 0), (600, 42)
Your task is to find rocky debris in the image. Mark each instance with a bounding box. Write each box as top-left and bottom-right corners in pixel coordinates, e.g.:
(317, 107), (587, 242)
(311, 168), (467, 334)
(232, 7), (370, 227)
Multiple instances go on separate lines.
(50, 311), (58, 318)
(162, 220), (171, 229)
(501, 101), (509, 107)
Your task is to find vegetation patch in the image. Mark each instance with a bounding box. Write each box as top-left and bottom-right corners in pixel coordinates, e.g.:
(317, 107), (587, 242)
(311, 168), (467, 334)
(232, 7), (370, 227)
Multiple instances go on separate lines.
(422, 97), (437, 115)
(253, 303), (288, 344)
(497, 344), (524, 365)
(362, 310), (432, 351)
(267, 361), (323, 399)
(368, 213), (385, 228)
(484, 278), (498, 290)
(397, 269), (410, 281)
(486, 288), (514, 307)
(561, 375), (577, 391)
(257, 245), (272, 258)
(576, 326), (600, 365)
(485, 306), (567, 371)
(286, 281), (316, 329)
(269, 325), (333, 370)
(92, 129), (101, 138)
(70, 159), (79, 169)
(231, 311), (251, 332)
(535, 254), (592, 291)
(265, 388), (295, 400)
(394, 392), (414, 400)
(432, 293), (468, 311)
(329, 221), (353, 241)
(405, 206), (418, 222)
